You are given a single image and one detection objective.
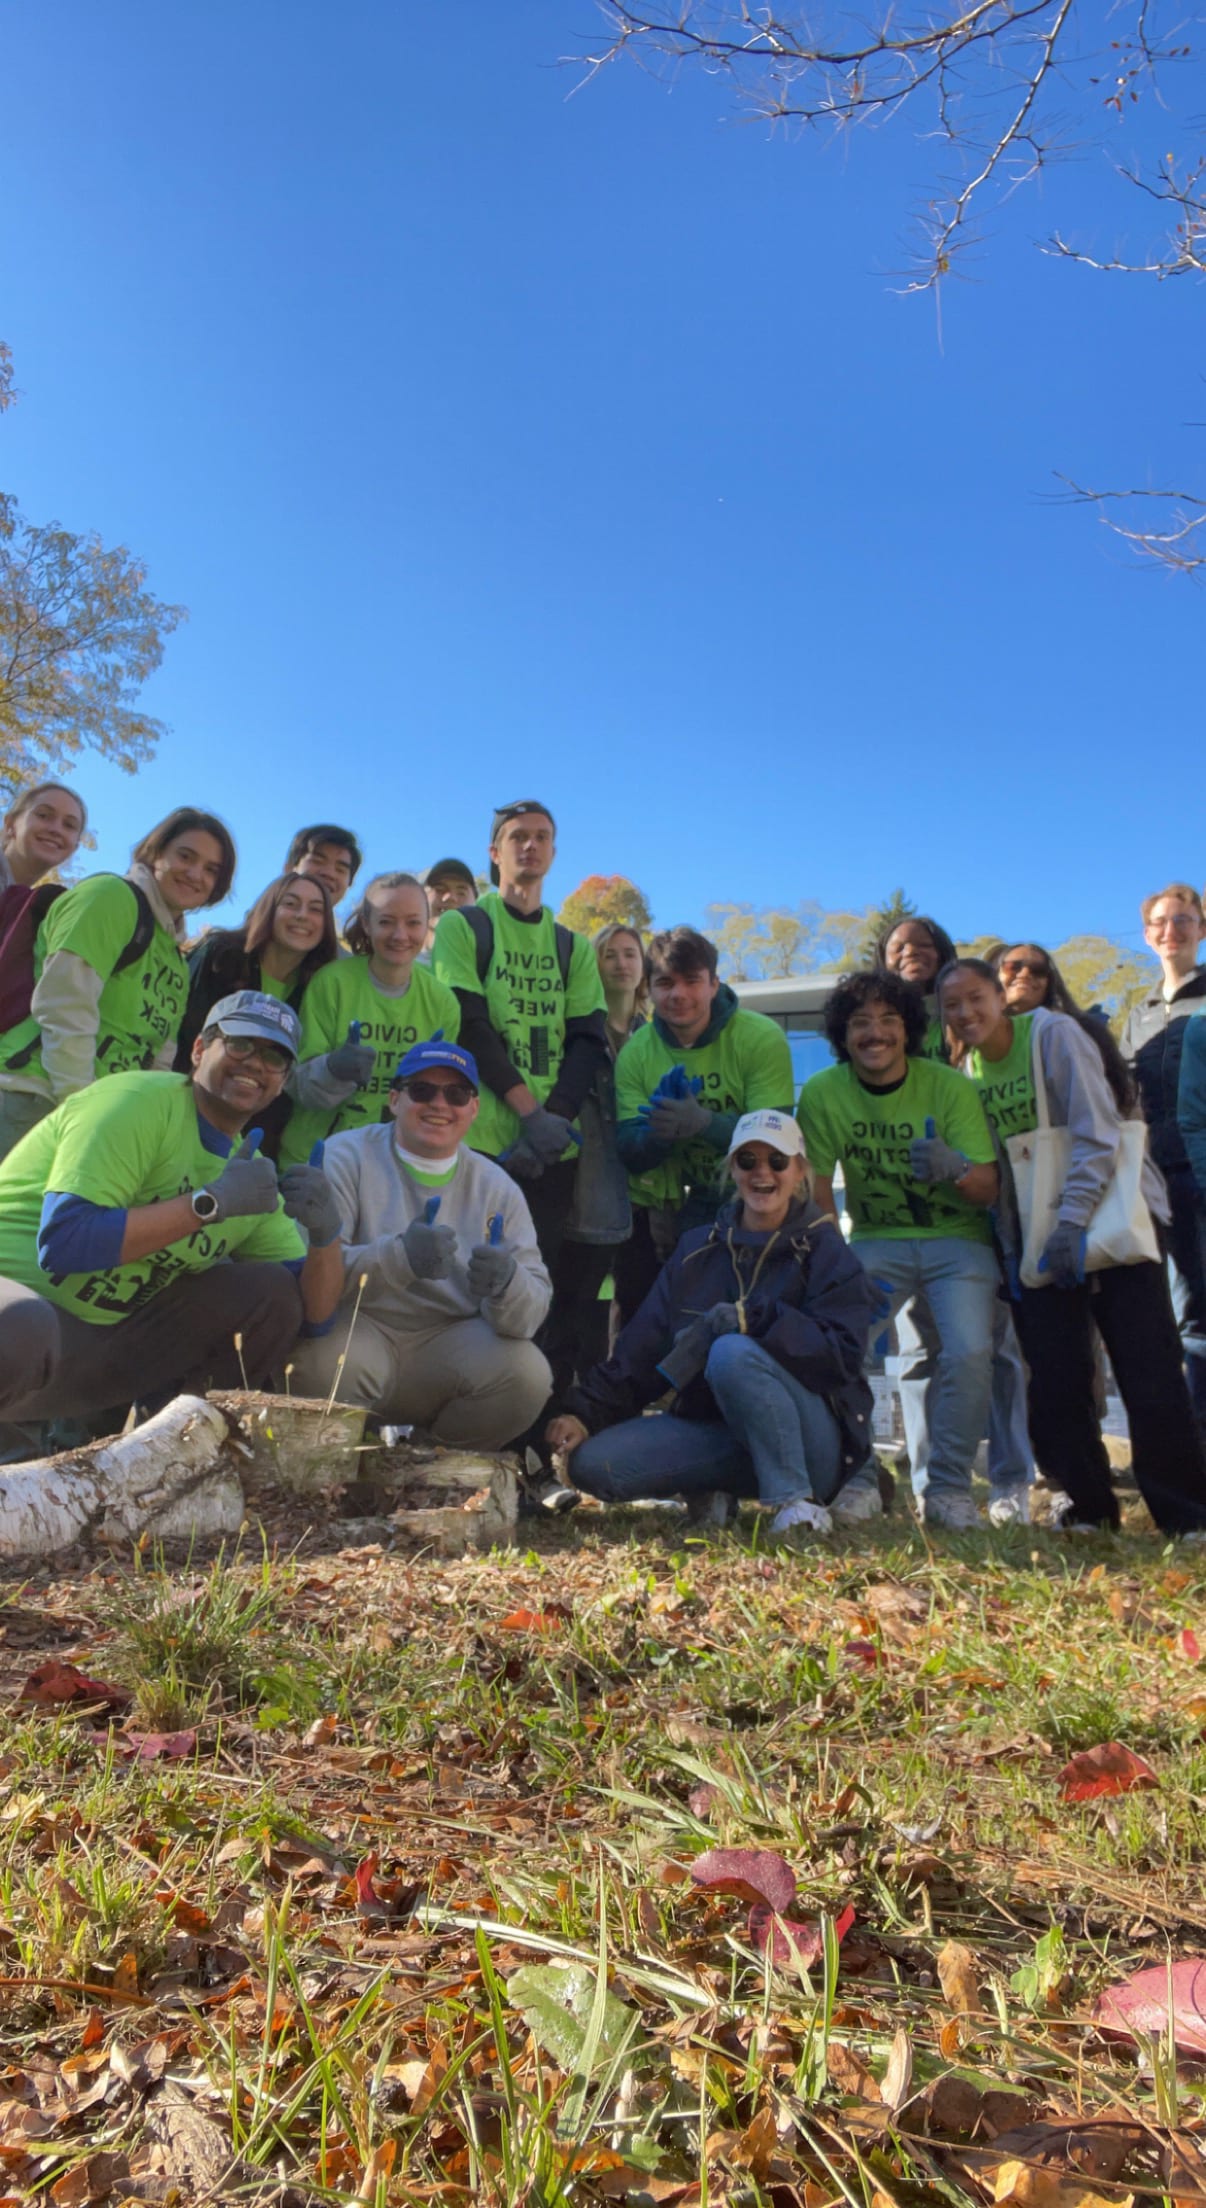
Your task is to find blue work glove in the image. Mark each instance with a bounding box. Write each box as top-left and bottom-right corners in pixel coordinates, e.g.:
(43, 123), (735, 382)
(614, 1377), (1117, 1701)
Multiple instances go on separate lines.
(401, 1194), (458, 1281)
(204, 1129), (278, 1221)
(278, 1140), (342, 1248)
(909, 1116), (970, 1186)
(467, 1211), (516, 1301)
(507, 1105), (579, 1181)
(326, 1020), (376, 1089)
(642, 1093), (713, 1143)
(1037, 1220), (1087, 1290)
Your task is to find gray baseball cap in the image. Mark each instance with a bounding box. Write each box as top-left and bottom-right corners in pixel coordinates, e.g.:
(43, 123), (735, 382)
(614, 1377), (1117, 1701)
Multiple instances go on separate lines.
(205, 989), (302, 1059)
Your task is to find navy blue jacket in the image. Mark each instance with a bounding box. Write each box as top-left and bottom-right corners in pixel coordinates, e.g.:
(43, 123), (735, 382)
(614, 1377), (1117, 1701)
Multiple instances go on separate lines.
(1121, 969), (1206, 1184)
(569, 1196), (876, 1478)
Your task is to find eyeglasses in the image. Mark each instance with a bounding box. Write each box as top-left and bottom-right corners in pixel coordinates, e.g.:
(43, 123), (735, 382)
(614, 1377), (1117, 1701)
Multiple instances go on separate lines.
(999, 959), (1047, 979)
(1150, 914), (1199, 933)
(733, 1149), (792, 1173)
(401, 1078), (475, 1107)
(221, 1034), (293, 1072)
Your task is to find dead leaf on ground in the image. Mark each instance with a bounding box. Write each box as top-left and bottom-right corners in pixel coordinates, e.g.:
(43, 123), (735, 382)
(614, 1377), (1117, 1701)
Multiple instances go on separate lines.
(17, 1661), (130, 1719)
(938, 1938), (983, 2016)
(828, 2043), (882, 2101)
(497, 1605), (571, 1632)
(881, 2026), (913, 2111)
(114, 1727), (196, 1762)
(690, 1846), (796, 1912)
(1059, 1743), (1159, 1802)
(1093, 1956), (1206, 2054)
(749, 1901), (855, 1970)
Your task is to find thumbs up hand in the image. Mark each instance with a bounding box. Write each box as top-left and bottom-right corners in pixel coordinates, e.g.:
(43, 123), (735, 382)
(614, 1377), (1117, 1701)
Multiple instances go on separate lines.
(467, 1211), (516, 1302)
(327, 1020), (376, 1089)
(909, 1116), (972, 1186)
(401, 1191), (458, 1280)
(278, 1137), (342, 1247)
(203, 1128), (279, 1220)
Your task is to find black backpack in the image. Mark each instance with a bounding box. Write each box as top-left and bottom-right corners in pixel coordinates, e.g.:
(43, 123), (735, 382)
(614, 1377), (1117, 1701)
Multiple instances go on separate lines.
(0, 876), (155, 1043)
(459, 902), (574, 992)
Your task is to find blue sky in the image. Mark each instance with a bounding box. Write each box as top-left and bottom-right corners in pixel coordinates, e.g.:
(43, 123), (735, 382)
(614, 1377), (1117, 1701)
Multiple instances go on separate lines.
(1, 2), (1201, 963)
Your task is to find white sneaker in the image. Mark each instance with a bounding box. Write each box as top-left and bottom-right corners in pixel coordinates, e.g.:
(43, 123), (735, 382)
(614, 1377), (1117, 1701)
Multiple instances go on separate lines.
(987, 1488), (1031, 1527)
(830, 1480), (884, 1525)
(770, 1496), (833, 1538)
(920, 1491), (980, 1532)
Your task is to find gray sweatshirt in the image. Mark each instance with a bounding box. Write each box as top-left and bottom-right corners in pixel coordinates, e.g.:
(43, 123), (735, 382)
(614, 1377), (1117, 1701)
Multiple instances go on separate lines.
(0, 862), (184, 1102)
(321, 1122), (552, 1341)
(992, 1007), (1168, 1253)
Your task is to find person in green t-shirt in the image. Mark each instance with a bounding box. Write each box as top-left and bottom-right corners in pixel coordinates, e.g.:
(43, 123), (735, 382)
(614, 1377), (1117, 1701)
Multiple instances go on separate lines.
(798, 968), (999, 1532)
(0, 990), (345, 1443)
(613, 924), (794, 1321)
(0, 807), (239, 1163)
(431, 800), (609, 1417)
(281, 873), (462, 1166)
(940, 957), (1206, 1538)
(874, 913), (957, 1065)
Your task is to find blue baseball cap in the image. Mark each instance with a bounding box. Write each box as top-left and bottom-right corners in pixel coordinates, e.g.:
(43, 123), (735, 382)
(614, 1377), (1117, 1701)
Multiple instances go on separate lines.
(205, 989), (302, 1060)
(391, 1032), (479, 1090)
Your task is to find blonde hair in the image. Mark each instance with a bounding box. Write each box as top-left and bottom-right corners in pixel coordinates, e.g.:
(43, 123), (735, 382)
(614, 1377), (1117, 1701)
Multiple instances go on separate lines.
(1141, 881), (1204, 925)
(2, 780), (87, 852)
(345, 871), (428, 956)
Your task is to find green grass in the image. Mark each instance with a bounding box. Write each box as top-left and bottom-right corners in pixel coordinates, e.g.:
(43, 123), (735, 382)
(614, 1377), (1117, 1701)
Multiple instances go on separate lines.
(2, 1503), (1205, 2202)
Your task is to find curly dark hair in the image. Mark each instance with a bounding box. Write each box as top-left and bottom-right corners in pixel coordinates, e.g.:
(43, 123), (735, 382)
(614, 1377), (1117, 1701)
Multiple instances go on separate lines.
(823, 969), (929, 1062)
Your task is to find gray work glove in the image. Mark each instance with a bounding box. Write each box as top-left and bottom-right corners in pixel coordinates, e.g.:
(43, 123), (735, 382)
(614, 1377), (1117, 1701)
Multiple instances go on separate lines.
(204, 1131), (279, 1221)
(508, 1105), (576, 1181)
(278, 1142), (342, 1248)
(401, 1195), (458, 1280)
(1038, 1220), (1087, 1290)
(643, 1095), (713, 1143)
(466, 1213), (516, 1301)
(909, 1117), (969, 1185)
(657, 1304), (741, 1392)
(326, 1019), (376, 1089)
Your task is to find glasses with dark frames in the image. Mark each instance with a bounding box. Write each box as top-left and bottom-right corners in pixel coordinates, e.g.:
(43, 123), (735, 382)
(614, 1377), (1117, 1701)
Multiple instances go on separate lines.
(221, 1035), (293, 1072)
(733, 1149), (792, 1173)
(402, 1078), (475, 1107)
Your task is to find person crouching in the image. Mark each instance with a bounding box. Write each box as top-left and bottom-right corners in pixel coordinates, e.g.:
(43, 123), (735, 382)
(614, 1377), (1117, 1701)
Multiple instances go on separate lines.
(291, 1037), (553, 1450)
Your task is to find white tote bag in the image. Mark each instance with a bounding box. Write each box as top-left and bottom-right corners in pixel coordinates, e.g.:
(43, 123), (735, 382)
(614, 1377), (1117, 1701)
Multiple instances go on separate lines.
(1007, 1025), (1160, 1289)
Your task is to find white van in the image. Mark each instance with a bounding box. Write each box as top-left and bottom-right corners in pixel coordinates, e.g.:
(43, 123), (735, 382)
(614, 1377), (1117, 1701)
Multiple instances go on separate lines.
(732, 972), (843, 1096)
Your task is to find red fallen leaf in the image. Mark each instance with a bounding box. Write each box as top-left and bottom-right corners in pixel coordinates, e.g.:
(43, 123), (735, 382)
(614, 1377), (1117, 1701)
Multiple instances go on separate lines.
(497, 1606), (570, 1632)
(690, 1846), (796, 1912)
(352, 1853), (416, 1919)
(115, 1729), (197, 1762)
(1059, 1741), (1159, 1801)
(749, 1901), (856, 1970)
(1181, 1628), (1202, 1663)
(1093, 1956), (1206, 2054)
(688, 1782), (720, 1818)
(844, 1639), (881, 1672)
(18, 1660), (131, 1718)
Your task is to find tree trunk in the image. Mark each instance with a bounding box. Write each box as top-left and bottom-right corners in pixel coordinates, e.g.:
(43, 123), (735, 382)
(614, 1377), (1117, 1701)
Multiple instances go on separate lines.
(0, 1396), (243, 1561)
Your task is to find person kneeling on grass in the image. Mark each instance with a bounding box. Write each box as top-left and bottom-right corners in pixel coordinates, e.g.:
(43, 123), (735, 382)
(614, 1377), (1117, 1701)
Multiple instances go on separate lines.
(0, 991), (344, 1441)
(290, 1037), (553, 1451)
(544, 1111), (879, 1537)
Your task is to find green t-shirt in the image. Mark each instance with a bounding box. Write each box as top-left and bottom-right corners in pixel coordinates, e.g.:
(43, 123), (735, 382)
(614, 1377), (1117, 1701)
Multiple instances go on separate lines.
(966, 1012), (1037, 1142)
(258, 970), (290, 1003)
(0, 875), (188, 1085)
(919, 1013), (948, 1063)
(0, 1071), (304, 1325)
(280, 956), (462, 1164)
(431, 892), (605, 1156)
(797, 1057), (995, 1243)
(615, 1007), (795, 1210)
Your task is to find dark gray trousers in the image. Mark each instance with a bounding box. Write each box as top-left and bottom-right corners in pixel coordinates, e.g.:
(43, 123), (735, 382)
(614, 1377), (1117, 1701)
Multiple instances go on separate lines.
(0, 1263), (303, 1423)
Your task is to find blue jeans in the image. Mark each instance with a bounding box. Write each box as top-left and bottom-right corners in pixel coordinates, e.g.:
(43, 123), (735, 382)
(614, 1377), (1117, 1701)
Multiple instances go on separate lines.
(572, 1335), (843, 1507)
(854, 1237), (997, 1501)
(895, 1294), (1033, 1497)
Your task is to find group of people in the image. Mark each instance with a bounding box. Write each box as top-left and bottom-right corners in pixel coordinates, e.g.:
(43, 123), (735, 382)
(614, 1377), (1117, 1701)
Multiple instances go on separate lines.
(1, 777), (1205, 1545)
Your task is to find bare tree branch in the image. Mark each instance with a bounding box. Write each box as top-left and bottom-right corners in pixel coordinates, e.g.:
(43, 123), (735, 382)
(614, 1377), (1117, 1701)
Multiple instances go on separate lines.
(1055, 475), (1206, 573)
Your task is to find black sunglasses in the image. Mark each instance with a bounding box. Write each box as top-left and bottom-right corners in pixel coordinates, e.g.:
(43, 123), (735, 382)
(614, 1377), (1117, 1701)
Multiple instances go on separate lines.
(999, 958), (1047, 979)
(733, 1149), (792, 1173)
(401, 1078), (475, 1107)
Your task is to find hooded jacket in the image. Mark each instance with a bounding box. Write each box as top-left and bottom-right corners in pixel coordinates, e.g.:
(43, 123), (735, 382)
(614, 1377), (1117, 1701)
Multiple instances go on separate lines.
(567, 1194), (876, 1478)
(1120, 969), (1206, 1183)
(614, 984), (794, 1217)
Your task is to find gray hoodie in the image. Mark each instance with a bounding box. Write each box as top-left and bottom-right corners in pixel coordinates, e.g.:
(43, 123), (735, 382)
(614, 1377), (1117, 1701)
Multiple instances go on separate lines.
(991, 1006), (1168, 1255)
(320, 1121), (551, 1341)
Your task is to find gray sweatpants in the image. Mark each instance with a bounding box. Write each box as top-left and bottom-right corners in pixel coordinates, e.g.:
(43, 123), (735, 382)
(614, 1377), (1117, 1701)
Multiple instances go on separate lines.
(292, 1310), (552, 1451)
(0, 1263), (304, 1424)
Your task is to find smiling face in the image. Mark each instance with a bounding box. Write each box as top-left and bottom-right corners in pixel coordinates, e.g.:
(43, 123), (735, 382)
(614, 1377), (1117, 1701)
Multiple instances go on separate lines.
(729, 1140), (806, 1230)
(885, 922), (940, 989)
(152, 829), (227, 917)
(1144, 894), (1206, 980)
(597, 929), (646, 998)
(940, 967), (1010, 1056)
(4, 787), (85, 881)
(364, 882), (429, 978)
(191, 1027), (292, 1133)
(427, 871), (476, 916)
(388, 1068), (479, 1159)
(996, 944), (1049, 1013)
(649, 961), (718, 1046)
(296, 841), (356, 903)
(844, 995), (910, 1087)
(271, 877), (329, 960)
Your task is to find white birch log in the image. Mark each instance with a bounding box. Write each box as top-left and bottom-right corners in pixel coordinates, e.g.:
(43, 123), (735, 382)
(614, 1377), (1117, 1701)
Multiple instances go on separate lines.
(0, 1396), (244, 1560)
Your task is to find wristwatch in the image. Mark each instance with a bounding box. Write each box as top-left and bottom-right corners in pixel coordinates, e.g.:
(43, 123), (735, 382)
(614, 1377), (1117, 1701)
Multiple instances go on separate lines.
(191, 1187), (220, 1222)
